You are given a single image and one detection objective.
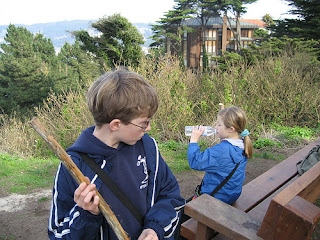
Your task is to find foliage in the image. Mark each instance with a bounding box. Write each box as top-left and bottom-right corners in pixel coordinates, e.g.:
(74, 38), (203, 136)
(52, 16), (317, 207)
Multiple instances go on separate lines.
(150, 1), (195, 53)
(0, 113), (44, 156)
(262, 14), (274, 27)
(73, 14), (144, 68)
(270, 0), (320, 40)
(216, 37), (320, 68)
(57, 41), (102, 90)
(0, 51), (319, 158)
(0, 25), (103, 116)
(252, 151), (286, 161)
(0, 25), (55, 115)
(0, 89), (94, 157)
(33, 90), (94, 150)
(272, 124), (316, 140)
(254, 123), (320, 150)
(137, 53), (198, 141)
(253, 138), (282, 149)
(253, 28), (269, 38)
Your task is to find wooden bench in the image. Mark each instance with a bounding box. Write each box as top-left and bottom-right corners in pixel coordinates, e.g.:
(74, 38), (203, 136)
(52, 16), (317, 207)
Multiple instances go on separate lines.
(180, 138), (320, 240)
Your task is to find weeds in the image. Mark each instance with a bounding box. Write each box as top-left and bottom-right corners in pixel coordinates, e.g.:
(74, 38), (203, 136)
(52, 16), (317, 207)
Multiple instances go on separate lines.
(0, 51), (319, 159)
(253, 138), (282, 149)
(253, 151), (286, 161)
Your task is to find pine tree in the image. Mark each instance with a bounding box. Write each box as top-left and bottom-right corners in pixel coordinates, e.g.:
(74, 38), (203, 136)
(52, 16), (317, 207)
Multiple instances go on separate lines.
(72, 14), (144, 68)
(271, 0), (320, 40)
(0, 25), (54, 114)
(57, 41), (102, 90)
(150, 1), (195, 54)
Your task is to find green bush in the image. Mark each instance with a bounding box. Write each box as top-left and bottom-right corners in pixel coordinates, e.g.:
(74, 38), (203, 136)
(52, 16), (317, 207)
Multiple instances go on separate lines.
(253, 138), (282, 149)
(0, 50), (319, 158)
(272, 124), (315, 140)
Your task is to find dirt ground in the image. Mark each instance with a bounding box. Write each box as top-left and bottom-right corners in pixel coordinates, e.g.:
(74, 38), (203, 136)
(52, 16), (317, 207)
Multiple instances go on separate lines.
(0, 147), (319, 240)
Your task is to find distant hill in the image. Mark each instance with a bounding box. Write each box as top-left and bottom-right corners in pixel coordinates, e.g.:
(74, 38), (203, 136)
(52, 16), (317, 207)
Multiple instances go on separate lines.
(0, 20), (154, 52)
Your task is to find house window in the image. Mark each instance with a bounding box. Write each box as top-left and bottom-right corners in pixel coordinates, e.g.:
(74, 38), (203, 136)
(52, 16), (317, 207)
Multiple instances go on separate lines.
(183, 32), (188, 39)
(241, 30), (249, 38)
(205, 30), (216, 40)
(205, 41), (216, 54)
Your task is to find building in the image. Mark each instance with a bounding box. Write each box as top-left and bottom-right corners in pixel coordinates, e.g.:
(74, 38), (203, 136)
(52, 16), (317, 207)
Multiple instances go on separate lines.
(179, 16), (261, 69)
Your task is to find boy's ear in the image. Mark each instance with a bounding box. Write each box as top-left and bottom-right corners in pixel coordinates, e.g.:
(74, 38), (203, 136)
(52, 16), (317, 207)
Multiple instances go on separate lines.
(110, 119), (121, 130)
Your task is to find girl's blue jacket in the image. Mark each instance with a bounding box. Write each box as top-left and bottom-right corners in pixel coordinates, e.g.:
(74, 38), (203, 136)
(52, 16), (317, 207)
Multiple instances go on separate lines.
(48, 126), (185, 240)
(188, 140), (247, 204)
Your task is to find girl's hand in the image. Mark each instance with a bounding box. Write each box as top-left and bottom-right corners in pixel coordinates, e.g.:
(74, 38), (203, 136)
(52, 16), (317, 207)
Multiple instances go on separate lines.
(190, 126), (205, 143)
(74, 177), (100, 215)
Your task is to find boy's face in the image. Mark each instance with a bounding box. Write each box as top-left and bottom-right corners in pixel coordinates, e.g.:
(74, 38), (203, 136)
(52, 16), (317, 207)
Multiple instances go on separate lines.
(118, 116), (151, 145)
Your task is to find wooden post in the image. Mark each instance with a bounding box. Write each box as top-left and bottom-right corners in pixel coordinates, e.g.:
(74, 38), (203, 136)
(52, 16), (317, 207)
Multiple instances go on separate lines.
(221, 15), (227, 53)
(28, 117), (129, 240)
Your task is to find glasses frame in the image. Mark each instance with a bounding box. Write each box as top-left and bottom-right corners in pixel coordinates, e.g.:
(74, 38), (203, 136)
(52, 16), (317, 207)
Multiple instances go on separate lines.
(128, 120), (150, 131)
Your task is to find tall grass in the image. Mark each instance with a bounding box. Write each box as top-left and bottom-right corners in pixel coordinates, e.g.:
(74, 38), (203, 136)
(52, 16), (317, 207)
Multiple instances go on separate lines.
(138, 52), (320, 139)
(0, 51), (319, 158)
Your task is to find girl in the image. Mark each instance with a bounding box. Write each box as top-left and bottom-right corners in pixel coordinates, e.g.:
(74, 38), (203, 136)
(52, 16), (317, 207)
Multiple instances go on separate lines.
(187, 106), (252, 204)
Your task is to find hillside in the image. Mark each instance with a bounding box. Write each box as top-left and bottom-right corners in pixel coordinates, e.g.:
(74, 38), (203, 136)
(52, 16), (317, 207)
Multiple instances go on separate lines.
(0, 20), (153, 52)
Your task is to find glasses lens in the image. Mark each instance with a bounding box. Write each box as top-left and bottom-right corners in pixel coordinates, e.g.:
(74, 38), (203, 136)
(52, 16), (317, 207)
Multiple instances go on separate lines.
(144, 120), (150, 130)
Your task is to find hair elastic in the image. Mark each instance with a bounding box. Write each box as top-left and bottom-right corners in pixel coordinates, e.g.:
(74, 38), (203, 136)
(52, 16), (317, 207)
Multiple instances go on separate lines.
(240, 129), (250, 137)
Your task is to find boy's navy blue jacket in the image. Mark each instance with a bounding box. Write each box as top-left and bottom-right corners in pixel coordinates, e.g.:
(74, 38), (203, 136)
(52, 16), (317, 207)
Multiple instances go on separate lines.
(48, 126), (185, 240)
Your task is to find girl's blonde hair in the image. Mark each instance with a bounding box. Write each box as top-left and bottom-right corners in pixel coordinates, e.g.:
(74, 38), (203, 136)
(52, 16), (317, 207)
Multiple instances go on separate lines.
(218, 106), (253, 158)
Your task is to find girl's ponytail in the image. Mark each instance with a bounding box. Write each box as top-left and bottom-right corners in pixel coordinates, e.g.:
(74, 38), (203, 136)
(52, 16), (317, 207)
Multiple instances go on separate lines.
(243, 135), (253, 159)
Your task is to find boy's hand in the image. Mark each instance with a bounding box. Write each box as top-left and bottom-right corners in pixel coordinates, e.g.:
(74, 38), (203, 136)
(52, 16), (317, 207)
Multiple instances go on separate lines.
(190, 126), (205, 143)
(138, 229), (158, 240)
(74, 177), (100, 215)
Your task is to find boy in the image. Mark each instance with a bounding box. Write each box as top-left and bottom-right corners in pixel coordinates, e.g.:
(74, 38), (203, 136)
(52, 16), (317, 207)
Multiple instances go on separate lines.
(48, 69), (185, 240)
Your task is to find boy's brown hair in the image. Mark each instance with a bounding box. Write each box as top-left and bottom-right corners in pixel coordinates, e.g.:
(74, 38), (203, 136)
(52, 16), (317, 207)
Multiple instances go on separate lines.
(87, 69), (158, 126)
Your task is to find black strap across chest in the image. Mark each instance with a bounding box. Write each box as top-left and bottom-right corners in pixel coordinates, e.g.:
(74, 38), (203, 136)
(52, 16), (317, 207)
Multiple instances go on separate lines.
(210, 161), (240, 196)
(79, 153), (144, 226)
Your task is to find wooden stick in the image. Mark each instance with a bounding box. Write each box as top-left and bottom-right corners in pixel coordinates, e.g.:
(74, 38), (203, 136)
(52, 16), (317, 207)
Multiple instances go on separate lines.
(28, 117), (130, 240)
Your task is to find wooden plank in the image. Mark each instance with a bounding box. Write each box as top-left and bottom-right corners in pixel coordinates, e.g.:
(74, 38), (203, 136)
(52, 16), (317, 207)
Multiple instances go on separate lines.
(213, 235), (232, 240)
(257, 196), (320, 240)
(247, 176), (299, 222)
(196, 222), (217, 240)
(257, 161), (320, 240)
(181, 177), (297, 240)
(180, 218), (197, 240)
(184, 194), (262, 240)
(214, 195), (320, 240)
(272, 161), (320, 206)
(234, 139), (320, 212)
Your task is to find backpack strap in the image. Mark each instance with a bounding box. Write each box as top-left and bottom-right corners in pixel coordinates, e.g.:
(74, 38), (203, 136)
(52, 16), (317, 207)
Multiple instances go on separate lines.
(79, 153), (144, 226)
(210, 161), (240, 197)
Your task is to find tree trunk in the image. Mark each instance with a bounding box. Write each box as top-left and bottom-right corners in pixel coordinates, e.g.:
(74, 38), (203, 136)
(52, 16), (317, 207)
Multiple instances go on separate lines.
(235, 11), (241, 55)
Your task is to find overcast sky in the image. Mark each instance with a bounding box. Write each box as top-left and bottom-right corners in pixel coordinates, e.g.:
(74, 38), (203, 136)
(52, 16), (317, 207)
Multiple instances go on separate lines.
(0, 0), (293, 26)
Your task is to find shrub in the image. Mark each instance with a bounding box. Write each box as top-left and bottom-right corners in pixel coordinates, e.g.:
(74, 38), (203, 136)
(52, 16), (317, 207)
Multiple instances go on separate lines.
(0, 50), (319, 158)
(253, 138), (282, 149)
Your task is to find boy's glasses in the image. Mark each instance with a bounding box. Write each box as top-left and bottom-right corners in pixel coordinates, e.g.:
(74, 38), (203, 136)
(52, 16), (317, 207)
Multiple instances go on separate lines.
(128, 120), (150, 131)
